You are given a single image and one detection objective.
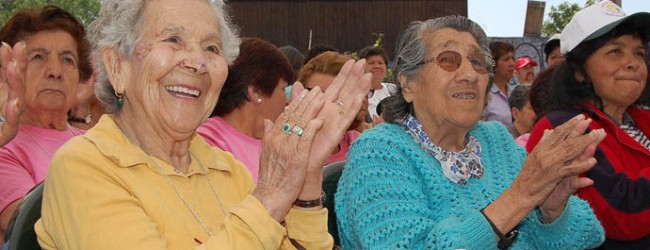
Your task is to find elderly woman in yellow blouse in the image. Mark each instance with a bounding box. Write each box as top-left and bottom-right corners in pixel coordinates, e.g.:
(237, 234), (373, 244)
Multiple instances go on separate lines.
(34, 0), (370, 249)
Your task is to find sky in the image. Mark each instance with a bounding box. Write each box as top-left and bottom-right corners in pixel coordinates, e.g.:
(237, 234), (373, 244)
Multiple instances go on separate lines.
(468, 0), (650, 37)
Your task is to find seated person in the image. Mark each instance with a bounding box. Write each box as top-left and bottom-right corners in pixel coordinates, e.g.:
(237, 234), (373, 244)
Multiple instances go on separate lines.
(298, 51), (365, 164)
(198, 38), (292, 182)
(527, 2), (650, 247)
(336, 15), (605, 249)
(0, 6), (90, 239)
(357, 46), (397, 120)
(507, 84), (535, 146)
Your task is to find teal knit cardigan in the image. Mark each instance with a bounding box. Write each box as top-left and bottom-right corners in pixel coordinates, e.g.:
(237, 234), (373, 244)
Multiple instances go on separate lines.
(335, 121), (605, 249)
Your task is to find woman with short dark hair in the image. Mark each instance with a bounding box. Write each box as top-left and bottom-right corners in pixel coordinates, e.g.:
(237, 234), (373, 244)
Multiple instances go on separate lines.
(198, 37), (293, 182)
(0, 6), (91, 239)
(527, 1), (650, 247)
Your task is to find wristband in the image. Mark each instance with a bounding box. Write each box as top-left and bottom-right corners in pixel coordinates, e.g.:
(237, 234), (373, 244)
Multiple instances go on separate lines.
(480, 207), (519, 249)
(293, 191), (326, 208)
(68, 115), (92, 124)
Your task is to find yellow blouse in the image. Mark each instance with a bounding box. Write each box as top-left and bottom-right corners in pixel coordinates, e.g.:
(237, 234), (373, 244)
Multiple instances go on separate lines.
(35, 115), (332, 249)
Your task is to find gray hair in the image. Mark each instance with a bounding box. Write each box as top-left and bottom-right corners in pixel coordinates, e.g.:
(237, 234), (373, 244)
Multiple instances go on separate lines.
(382, 15), (491, 123)
(508, 84), (531, 110)
(89, 0), (240, 113)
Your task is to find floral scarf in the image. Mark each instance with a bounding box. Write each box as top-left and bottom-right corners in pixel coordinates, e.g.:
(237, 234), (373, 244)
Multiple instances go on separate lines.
(400, 114), (484, 185)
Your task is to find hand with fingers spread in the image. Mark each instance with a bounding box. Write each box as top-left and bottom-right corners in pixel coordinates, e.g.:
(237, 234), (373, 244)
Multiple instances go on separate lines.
(0, 41), (26, 147)
(253, 87), (325, 221)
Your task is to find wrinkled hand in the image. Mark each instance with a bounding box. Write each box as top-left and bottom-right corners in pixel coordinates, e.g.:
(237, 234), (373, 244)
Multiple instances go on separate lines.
(0, 41), (26, 147)
(292, 59), (371, 171)
(539, 127), (605, 222)
(512, 115), (605, 209)
(253, 88), (325, 221)
(290, 59), (371, 200)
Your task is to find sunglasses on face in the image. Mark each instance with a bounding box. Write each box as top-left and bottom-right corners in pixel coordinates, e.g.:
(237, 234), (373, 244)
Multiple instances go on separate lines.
(417, 50), (493, 74)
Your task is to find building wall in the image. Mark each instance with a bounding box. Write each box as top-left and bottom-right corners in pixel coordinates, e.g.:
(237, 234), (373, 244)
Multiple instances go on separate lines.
(491, 36), (551, 72)
(227, 0), (467, 58)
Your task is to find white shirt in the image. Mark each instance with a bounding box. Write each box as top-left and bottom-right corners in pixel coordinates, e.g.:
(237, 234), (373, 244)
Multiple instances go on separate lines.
(368, 82), (398, 118)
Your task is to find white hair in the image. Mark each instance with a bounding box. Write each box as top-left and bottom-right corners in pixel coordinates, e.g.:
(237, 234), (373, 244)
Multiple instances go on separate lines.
(88, 0), (240, 113)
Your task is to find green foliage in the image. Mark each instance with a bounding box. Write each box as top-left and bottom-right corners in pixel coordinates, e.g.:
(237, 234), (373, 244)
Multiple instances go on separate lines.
(541, 0), (596, 37)
(369, 32), (393, 83)
(0, 0), (100, 27)
(372, 32), (384, 48)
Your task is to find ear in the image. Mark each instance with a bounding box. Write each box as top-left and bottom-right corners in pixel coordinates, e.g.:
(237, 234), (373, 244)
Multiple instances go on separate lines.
(247, 85), (260, 102)
(511, 107), (519, 121)
(101, 47), (130, 94)
(399, 74), (414, 103)
(574, 71), (585, 83)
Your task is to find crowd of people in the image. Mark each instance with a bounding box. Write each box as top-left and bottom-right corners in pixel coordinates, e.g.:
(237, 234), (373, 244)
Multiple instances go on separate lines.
(0, 0), (648, 249)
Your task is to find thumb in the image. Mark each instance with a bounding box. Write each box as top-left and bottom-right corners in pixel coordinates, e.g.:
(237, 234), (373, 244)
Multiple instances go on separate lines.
(263, 119), (274, 133)
(291, 82), (305, 100)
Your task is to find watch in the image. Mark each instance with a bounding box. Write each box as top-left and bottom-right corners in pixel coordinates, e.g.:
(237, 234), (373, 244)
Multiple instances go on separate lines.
(68, 114), (92, 124)
(293, 191), (326, 208)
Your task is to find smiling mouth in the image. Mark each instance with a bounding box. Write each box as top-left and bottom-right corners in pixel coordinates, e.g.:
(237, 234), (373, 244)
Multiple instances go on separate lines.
(164, 85), (201, 98)
(452, 93), (476, 99)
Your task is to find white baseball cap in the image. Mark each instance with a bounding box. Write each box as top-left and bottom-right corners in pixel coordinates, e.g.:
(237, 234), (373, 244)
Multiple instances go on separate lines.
(560, 0), (650, 54)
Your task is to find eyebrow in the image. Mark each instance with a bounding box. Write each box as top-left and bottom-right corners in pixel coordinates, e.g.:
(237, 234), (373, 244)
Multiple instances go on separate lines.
(28, 48), (77, 58)
(436, 40), (483, 54)
(157, 25), (185, 37)
(59, 50), (78, 59)
(29, 48), (48, 54)
(157, 25), (221, 45)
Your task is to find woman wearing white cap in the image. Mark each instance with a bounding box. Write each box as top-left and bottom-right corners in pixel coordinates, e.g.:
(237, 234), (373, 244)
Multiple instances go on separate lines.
(527, 1), (650, 248)
(543, 34), (564, 67)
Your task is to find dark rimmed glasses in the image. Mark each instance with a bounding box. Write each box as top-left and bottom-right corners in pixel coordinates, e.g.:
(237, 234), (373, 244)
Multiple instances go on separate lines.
(417, 50), (494, 74)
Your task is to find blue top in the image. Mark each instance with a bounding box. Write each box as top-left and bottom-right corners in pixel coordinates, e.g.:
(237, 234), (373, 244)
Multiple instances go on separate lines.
(335, 121), (605, 249)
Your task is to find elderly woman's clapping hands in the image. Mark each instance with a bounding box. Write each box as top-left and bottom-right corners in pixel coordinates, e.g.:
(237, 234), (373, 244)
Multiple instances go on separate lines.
(513, 114), (606, 222)
(254, 59), (371, 220)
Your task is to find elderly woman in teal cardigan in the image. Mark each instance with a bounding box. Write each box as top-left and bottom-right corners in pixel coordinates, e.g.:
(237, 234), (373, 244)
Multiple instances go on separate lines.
(335, 16), (606, 249)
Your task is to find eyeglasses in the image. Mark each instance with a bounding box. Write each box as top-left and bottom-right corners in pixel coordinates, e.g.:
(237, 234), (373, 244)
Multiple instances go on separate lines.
(417, 50), (494, 74)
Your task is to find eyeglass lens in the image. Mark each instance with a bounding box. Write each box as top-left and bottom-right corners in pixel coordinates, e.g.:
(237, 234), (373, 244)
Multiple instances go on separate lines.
(436, 51), (490, 74)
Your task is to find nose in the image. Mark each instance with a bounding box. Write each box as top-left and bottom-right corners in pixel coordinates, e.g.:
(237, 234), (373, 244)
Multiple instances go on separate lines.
(45, 58), (63, 81)
(181, 47), (207, 74)
(623, 52), (642, 71)
(456, 57), (479, 84)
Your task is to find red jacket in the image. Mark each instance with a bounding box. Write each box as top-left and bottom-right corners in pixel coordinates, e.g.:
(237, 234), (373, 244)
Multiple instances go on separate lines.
(527, 104), (650, 243)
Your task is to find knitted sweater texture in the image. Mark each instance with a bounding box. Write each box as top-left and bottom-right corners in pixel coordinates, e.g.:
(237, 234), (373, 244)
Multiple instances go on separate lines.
(335, 121), (605, 249)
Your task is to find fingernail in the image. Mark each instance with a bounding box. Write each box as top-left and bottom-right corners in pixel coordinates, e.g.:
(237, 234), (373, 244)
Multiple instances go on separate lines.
(588, 158), (597, 165)
(11, 98), (20, 112)
(589, 128), (603, 139)
(1, 42), (10, 50)
(574, 114), (585, 120)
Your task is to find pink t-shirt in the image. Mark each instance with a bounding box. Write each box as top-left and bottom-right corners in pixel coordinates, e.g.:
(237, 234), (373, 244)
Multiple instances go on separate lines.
(0, 124), (85, 212)
(325, 130), (360, 165)
(197, 116), (262, 182)
(515, 133), (530, 148)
